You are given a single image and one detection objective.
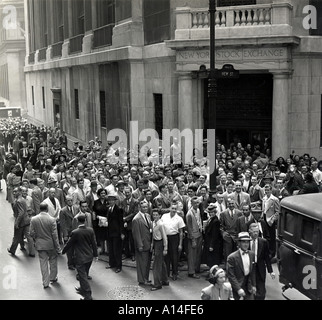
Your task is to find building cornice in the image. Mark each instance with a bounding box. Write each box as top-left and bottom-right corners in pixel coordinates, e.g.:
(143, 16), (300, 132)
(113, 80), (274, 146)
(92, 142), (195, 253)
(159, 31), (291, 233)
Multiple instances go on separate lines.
(165, 36), (301, 50)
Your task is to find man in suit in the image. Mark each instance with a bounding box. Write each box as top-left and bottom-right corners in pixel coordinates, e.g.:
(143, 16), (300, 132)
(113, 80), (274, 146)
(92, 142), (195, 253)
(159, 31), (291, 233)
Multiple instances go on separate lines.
(43, 187), (62, 243)
(121, 186), (139, 261)
(249, 176), (264, 204)
(43, 175), (65, 208)
(233, 181), (251, 211)
(132, 200), (153, 285)
(72, 178), (86, 207)
(60, 195), (78, 269)
(153, 184), (171, 215)
(220, 198), (243, 266)
(298, 172), (320, 194)
(85, 180), (98, 213)
(106, 194), (125, 273)
(213, 192), (226, 220)
(186, 196), (203, 279)
(19, 141), (30, 170)
(227, 232), (256, 300)
(262, 184), (280, 260)
(29, 203), (62, 288)
(249, 223), (275, 300)
(30, 178), (43, 215)
(62, 213), (98, 300)
(236, 205), (253, 234)
(7, 187), (35, 257)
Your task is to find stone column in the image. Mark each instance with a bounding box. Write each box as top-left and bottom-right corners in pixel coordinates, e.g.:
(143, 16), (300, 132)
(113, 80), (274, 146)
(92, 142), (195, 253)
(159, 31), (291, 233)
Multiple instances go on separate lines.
(271, 71), (291, 160)
(178, 73), (194, 131)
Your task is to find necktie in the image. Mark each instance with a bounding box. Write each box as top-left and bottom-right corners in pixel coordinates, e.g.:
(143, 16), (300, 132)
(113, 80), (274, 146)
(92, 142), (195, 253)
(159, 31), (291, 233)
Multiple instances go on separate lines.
(251, 240), (255, 252)
(144, 214), (150, 227)
(219, 203), (222, 212)
(238, 193), (241, 206)
(242, 250), (248, 255)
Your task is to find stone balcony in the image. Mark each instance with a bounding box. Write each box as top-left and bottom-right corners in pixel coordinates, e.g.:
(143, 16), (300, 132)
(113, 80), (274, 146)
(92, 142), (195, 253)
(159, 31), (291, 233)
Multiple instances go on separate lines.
(174, 2), (293, 42)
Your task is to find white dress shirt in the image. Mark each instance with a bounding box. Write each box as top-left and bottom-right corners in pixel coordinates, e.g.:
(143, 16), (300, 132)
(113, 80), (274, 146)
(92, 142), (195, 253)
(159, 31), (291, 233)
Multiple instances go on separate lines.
(239, 249), (250, 276)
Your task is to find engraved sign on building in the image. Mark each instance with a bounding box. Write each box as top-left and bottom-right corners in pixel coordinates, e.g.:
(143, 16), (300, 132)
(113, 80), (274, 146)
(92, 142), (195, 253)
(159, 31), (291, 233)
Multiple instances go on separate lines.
(177, 47), (288, 63)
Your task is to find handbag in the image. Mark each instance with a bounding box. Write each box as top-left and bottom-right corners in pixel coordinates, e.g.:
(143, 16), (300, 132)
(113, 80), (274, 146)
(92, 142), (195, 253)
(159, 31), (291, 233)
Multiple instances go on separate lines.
(98, 216), (108, 227)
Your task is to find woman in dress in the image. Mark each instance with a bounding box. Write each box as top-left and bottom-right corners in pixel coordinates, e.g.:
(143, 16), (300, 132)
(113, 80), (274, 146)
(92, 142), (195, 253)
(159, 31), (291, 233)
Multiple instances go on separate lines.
(93, 188), (108, 254)
(201, 265), (233, 300)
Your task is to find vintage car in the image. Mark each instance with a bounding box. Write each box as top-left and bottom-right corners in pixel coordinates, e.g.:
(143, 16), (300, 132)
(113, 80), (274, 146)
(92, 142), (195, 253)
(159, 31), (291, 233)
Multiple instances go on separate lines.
(277, 194), (322, 300)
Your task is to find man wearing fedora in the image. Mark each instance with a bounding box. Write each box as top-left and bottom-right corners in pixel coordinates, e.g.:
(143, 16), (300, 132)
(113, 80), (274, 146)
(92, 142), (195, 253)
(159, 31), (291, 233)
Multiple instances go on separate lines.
(262, 184), (280, 261)
(202, 203), (223, 270)
(227, 232), (256, 300)
(43, 175), (65, 208)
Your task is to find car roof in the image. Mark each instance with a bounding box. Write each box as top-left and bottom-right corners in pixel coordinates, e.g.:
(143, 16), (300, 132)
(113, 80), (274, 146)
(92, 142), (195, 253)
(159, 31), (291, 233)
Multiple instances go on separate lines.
(281, 194), (322, 221)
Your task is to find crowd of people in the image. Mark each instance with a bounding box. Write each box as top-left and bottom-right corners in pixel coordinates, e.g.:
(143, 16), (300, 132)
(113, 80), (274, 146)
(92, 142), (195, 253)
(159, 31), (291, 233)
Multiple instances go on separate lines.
(1, 116), (322, 300)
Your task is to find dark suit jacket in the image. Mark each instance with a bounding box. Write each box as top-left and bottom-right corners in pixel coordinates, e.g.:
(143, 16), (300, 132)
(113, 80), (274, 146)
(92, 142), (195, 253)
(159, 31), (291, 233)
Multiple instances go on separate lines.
(62, 225), (98, 264)
(31, 186), (43, 215)
(236, 216), (253, 234)
(107, 205), (124, 238)
(13, 196), (30, 228)
(203, 216), (222, 252)
(121, 197), (139, 230)
(252, 237), (273, 281)
(227, 249), (256, 294)
(298, 182), (319, 194)
(132, 212), (152, 251)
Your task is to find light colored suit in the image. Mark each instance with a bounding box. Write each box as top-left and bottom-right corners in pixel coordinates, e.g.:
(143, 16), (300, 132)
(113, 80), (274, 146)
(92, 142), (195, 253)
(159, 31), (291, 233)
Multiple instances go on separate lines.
(43, 197), (61, 220)
(232, 191), (251, 211)
(30, 212), (61, 287)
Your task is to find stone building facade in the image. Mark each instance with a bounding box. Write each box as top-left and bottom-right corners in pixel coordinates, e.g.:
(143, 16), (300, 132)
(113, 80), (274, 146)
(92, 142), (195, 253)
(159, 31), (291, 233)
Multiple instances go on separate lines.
(0, 0), (26, 113)
(24, 0), (322, 159)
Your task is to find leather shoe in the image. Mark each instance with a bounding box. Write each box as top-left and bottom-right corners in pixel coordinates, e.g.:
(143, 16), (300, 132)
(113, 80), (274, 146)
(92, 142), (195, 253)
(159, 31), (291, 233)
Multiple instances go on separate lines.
(162, 281), (170, 286)
(7, 248), (15, 256)
(172, 274), (177, 281)
(20, 247), (26, 251)
(87, 275), (92, 280)
(75, 286), (84, 293)
(188, 274), (200, 279)
(50, 277), (58, 283)
(43, 285), (49, 289)
(131, 256), (135, 261)
(28, 254), (35, 257)
(151, 286), (162, 291)
(115, 268), (121, 273)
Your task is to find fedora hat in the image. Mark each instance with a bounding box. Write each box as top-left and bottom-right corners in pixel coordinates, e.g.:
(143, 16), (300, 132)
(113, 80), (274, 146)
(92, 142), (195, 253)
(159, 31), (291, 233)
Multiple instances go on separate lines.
(47, 175), (58, 184)
(250, 202), (262, 212)
(207, 203), (217, 212)
(263, 173), (274, 181)
(237, 232), (251, 241)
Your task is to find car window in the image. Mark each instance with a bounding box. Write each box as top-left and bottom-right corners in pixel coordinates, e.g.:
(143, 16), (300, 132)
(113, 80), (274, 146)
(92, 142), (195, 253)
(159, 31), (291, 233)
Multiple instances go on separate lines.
(301, 218), (315, 245)
(284, 210), (295, 236)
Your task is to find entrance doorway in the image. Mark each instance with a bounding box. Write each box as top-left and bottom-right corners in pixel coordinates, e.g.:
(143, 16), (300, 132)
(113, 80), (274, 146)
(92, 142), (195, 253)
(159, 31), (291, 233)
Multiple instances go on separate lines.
(204, 73), (273, 151)
(51, 88), (62, 130)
